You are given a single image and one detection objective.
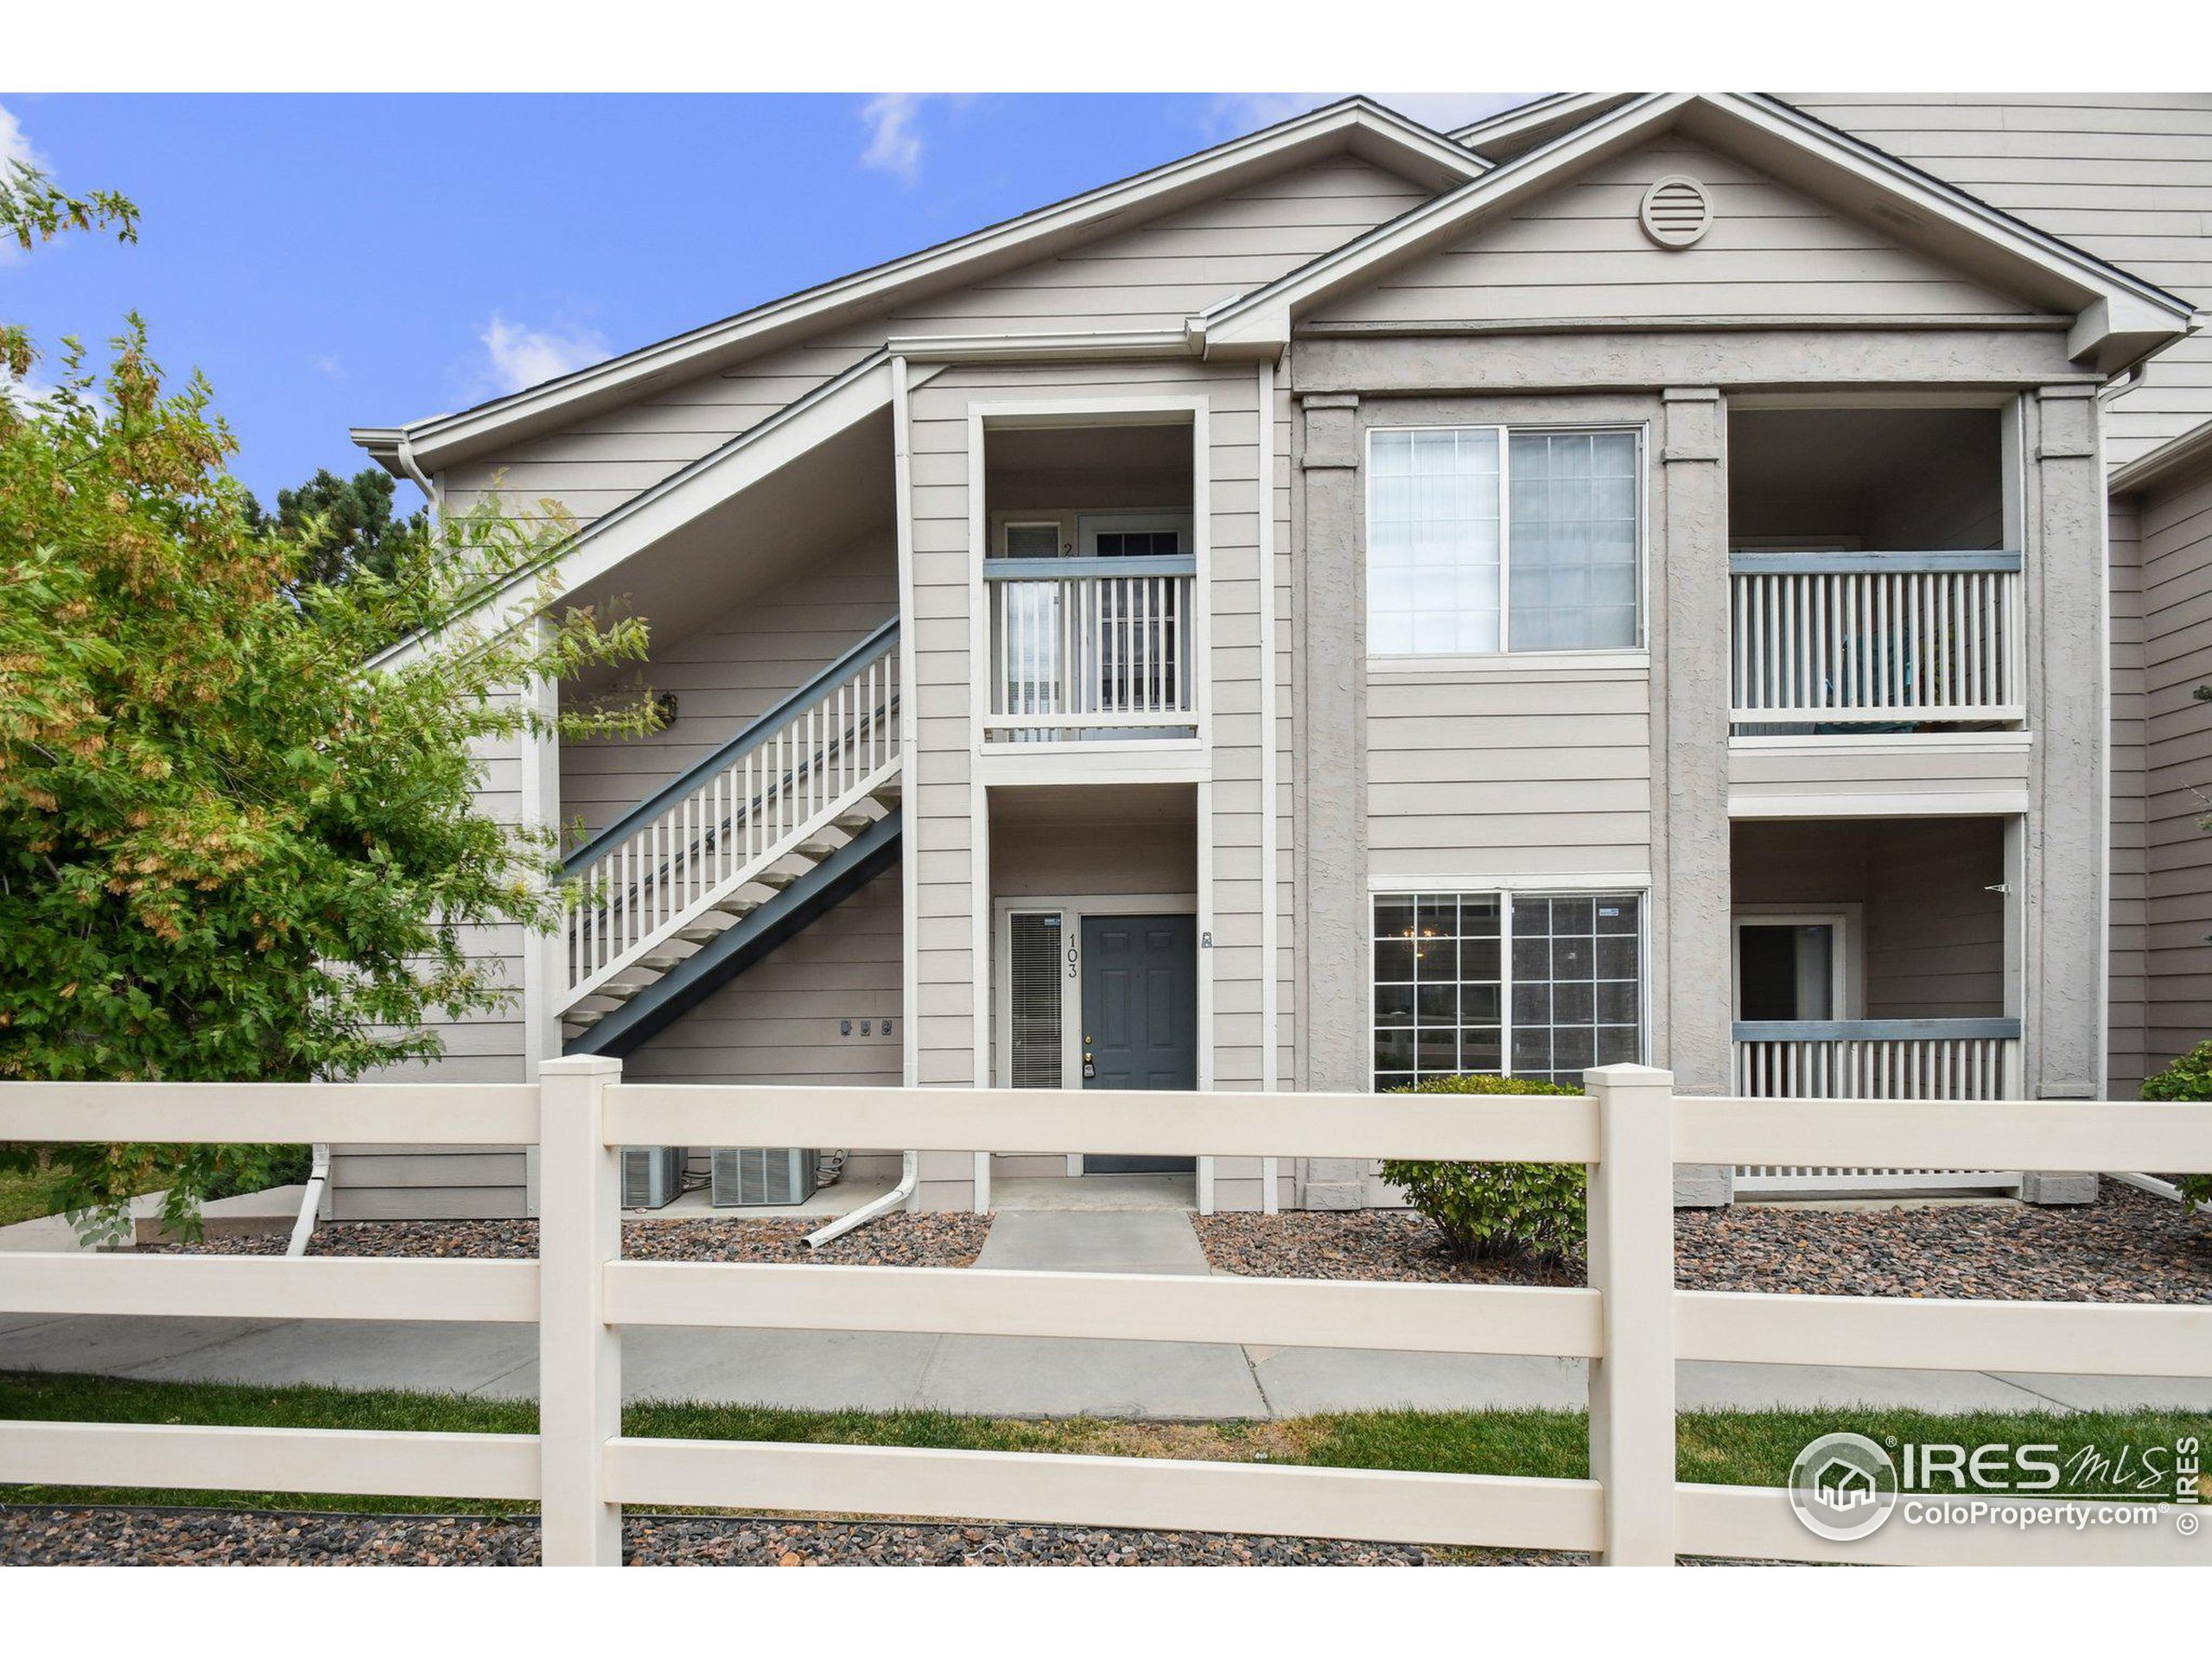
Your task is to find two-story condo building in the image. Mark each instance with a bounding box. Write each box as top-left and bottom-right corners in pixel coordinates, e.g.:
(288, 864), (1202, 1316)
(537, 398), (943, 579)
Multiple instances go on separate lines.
(341, 92), (2212, 1219)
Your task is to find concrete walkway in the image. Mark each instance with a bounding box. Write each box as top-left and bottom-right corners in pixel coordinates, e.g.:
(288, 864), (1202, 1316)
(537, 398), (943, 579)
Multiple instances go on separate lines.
(3, 1209), (2206, 1417)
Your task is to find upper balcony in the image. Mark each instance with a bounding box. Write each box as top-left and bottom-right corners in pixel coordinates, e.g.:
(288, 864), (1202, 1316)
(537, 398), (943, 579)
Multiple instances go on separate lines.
(1726, 406), (2021, 739)
(979, 416), (1198, 749)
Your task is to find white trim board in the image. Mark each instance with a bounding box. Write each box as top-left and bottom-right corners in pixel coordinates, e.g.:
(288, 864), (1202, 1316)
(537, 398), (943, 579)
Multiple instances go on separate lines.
(1368, 872), (1653, 893)
(1729, 792), (2031, 819)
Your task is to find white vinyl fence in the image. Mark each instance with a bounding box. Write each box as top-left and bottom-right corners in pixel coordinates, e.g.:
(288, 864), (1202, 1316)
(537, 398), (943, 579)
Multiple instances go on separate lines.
(2, 1065), (2208, 1567)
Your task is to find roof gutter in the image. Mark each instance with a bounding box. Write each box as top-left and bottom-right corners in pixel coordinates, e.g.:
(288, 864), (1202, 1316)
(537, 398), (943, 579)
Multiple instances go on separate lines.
(349, 424), (442, 514)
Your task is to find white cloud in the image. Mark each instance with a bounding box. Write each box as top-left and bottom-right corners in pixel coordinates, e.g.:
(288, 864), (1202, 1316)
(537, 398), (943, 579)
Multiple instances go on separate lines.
(477, 313), (610, 396)
(1, 367), (63, 415)
(858, 93), (926, 185)
(0, 103), (47, 265)
(1207, 92), (1534, 140)
(0, 102), (41, 172)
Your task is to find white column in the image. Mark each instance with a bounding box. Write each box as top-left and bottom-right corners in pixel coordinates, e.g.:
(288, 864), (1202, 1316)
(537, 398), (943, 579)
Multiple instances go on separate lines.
(538, 1054), (623, 1565)
(1584, 1063), (1677, 1566)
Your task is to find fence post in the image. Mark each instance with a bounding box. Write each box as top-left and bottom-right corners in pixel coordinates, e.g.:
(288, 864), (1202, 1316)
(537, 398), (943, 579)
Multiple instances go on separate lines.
(1583, 1064), (1676, 1565)
(538, 1054), (624, 1566)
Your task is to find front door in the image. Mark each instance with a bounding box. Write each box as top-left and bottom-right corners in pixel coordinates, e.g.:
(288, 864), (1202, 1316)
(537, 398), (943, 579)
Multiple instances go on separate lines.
(1080, 913), (1198, 1173)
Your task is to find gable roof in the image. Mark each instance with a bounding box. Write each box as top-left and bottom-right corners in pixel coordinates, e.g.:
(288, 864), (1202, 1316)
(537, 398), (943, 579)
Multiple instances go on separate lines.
(352, 98), (1485, 478)
(368, 351), (940, 672)
(1449, 92), (1635, 160)
(1198, 92), (2197, 374)
(2110, 415), (2212, 497)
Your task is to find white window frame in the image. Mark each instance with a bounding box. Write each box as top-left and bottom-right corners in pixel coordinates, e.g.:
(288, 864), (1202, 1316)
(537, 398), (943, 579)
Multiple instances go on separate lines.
(1730, 904), (1864, 1020)
(1363, 423), (1648, 658)
(1076, 509), (1194, 556)
(995, 515), (1072, 558)
(1366, 879), (1651, 1090)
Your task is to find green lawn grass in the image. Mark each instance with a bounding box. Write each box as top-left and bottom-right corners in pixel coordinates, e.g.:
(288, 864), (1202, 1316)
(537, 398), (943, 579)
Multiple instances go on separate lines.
(0, 1165), (78, 1229)
(2, 1369), (2203, 1519)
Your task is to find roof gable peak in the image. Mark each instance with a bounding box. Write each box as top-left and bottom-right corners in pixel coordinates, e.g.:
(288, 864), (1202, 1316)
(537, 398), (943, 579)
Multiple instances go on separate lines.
(1200, 92), (2195, 376)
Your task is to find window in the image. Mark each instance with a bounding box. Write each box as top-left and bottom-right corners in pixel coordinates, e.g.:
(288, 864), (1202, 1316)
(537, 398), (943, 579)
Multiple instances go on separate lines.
(1368, 426), (1640, 656)
(1373, 891), (1642, 1090)
(1007, 912), (1065, 1088)
(1077, 511), (1192, 557)
(1732, 912), (1853, 1021)
(1001, 521), (1063, 559)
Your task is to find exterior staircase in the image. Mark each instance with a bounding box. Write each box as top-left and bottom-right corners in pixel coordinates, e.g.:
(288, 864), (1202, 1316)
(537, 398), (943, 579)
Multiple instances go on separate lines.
(557, 620), (900, 1055)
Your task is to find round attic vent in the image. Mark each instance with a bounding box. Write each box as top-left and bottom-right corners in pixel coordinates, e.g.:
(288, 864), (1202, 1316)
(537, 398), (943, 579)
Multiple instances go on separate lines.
(1639, 175), (1713, 249)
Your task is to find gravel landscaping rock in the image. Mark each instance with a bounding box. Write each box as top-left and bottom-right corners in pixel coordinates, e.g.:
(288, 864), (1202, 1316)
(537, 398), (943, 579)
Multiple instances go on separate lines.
(147, 1212), (991, 1268)
(0, 1506), (540, 1566)
(1197, 1179), (2211, 1303)
(1675, 1181), (2209, 1304)
(0, 1505), (1567, 1565)
(1195, 1210), (1579, 1288)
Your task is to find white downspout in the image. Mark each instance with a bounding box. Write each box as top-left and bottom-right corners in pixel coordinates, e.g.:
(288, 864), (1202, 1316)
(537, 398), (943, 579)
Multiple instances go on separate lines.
(812, 351), (925, 1250)
(392, 430), (441, 520)
(804, 1151), (918, 1249)
(285, 1142), (331, 1257)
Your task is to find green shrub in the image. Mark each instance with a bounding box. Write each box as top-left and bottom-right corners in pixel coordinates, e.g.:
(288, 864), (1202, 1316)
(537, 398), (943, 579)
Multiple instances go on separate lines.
(2138, 1045), (2212, 1217)
(1379, 1073), (1587, 1264)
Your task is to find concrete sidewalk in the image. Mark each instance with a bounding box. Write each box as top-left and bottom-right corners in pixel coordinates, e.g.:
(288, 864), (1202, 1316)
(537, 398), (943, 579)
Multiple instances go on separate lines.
(3, 1211), (2206, 1418)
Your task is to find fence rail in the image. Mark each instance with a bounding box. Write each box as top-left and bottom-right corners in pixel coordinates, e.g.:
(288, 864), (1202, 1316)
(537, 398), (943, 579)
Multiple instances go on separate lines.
(1728, 550), (2024, 728)
(983, 556), (1196, 740)
(3, 1065), (2207, 1567)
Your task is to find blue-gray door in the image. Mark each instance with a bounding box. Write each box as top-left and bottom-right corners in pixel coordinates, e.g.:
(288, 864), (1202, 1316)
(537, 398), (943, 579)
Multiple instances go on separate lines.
(1081, 913), (1198, 1174)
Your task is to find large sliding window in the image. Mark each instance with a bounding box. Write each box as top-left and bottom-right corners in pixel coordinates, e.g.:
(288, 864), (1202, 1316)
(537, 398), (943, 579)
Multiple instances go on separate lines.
(1368, 426), (1641, 656)
(1372, 891), (1643, 1090)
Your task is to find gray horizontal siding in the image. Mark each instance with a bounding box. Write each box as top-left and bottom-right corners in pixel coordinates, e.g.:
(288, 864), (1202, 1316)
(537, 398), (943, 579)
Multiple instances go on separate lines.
(624, 868), (903, 1087)
(1365, 667), (1653, 878)
(1786, 94), (2212, 472)
(1315, 136), (2044, 329)
(2110, 495), (2149, 1096)
(441, 154), (1432, 528)
(2137, 466), (2212, 1076)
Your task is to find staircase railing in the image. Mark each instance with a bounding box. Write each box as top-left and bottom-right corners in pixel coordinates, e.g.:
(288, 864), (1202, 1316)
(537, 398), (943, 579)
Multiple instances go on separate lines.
(559, 620), (899, 1011)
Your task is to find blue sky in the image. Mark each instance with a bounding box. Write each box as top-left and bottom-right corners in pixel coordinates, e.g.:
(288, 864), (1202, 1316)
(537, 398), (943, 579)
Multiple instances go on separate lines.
(0, 92), (1522, 507)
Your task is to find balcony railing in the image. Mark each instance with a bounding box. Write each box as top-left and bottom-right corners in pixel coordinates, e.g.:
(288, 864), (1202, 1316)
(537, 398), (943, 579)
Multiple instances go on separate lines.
(1731, 1017), (2023, 1195)
(983, 555), (1196, 742)
(1729, 551), (2023, 729)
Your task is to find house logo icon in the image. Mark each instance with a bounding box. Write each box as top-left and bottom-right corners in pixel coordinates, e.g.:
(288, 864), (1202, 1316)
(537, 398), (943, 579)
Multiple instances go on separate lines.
(1788, 1433), (1900, 1541)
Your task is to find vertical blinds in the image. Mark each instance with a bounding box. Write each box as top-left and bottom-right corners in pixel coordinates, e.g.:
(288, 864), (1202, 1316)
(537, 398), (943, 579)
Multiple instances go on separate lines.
(1009, 912), (1064, 1089)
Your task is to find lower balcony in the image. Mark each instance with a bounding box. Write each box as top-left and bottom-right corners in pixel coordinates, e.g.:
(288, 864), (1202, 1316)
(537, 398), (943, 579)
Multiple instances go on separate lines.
(1728, 815), (2024, 1197)
(1732, 1016), (2022, 1103)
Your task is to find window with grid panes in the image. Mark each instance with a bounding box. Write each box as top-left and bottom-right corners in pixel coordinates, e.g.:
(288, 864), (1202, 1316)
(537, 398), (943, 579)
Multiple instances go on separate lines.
(1367, 427), (1639, 655)
(1373, 892), (1642, 1090)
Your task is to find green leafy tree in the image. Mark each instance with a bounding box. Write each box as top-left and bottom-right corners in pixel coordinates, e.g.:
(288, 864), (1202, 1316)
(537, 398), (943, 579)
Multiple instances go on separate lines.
(0, 167), (655, 1240)
(247, 467), (430, 591)
(2137, 1045), (2212, 1218)
(0, 160), (137, 391)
